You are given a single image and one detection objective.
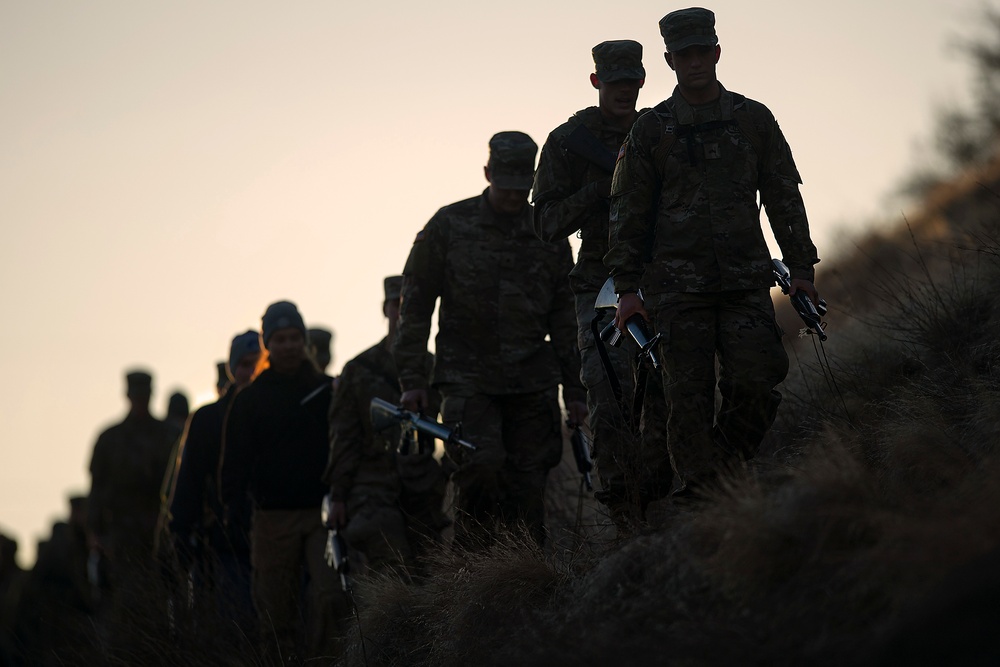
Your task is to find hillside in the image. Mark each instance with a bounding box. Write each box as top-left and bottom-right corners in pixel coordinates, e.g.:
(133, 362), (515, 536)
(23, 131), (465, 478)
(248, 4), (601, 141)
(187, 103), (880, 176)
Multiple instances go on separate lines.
(337, 158), (1000, 667)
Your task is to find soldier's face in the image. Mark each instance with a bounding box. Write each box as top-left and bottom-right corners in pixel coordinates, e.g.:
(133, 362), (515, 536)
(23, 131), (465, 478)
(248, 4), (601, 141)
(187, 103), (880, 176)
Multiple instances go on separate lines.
(266, 328), (307, 374)
(666, 44), (720, 92)
(593, 76), (644, 121)
(233, 352), (261, 388)
(485, 178), (530, 216)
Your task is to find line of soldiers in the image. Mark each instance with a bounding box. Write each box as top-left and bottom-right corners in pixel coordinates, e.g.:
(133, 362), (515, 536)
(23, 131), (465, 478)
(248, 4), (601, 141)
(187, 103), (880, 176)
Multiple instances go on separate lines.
(2, 7), (821, 665)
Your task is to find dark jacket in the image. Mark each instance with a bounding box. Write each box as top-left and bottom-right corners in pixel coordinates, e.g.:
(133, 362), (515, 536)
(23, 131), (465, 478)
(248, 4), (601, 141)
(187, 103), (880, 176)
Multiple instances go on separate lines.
(221, 362), (333, 523)
(169, 390), (235, 555)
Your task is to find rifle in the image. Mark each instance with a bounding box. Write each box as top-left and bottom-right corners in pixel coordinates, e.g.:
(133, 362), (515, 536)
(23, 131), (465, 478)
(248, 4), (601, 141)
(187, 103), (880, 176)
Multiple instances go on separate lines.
(594, 277), (662, 370)
(772, 259), (828, 341)
(569, 423), (594, 492)
(369, 397), (477, 453)
(320, 493), (352, 594)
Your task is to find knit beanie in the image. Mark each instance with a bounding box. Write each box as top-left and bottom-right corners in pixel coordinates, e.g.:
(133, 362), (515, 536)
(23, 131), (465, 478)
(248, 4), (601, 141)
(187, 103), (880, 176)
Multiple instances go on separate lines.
(261, 301), (306, 349)
(229, 329), (262, 378)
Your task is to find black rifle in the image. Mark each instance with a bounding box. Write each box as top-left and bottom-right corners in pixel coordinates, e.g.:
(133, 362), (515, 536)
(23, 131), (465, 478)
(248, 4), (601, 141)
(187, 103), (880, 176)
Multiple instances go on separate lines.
(569, 423), (594, 492)
(321, 493), (352, 594)
(772, 259), (828, 341)
(369, 397), (477, 452)
(564, 124), (618, 174)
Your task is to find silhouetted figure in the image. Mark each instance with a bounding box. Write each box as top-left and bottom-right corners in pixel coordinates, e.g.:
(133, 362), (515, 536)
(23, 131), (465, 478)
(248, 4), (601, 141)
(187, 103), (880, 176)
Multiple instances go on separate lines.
(222, 303), (349, 662)
(308, 327), (334, 374)
(0, 533), (26, 666)
(13, 497), (94, 666)
(395, 132), (588, 548)
(166, 391), (190, 435)
(325, 276), (448, 577)
(169, 331), (261, 629)
(87, 370), (177, 592)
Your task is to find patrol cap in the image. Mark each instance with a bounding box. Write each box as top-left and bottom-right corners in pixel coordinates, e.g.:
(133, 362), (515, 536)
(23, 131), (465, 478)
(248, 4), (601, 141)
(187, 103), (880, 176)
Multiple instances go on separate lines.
(308, 327), (333, 350)
(229, 330), (261, 377)
(384, 275), (403, 303)
(125, 370), (153, 397)
(308, 327), (333, 369)
(261, 301), (306, 348)
(659, 7), (718, 53)
(487, 131), (538, 190)
(593, 40), (645, 82)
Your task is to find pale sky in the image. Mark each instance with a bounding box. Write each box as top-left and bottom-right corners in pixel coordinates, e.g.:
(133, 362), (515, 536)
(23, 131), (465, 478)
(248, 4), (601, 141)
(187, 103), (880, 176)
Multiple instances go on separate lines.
(0, 0), (990, 566)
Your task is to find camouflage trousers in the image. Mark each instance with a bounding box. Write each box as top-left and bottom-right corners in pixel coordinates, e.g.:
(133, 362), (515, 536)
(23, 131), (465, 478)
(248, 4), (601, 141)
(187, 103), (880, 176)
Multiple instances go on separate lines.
(440, 386), (563, 548)
(575, 292), (670, 506)
(344, 452), (447, 576)
(250, 508), (351, 662)
(648, 288), (789, 493)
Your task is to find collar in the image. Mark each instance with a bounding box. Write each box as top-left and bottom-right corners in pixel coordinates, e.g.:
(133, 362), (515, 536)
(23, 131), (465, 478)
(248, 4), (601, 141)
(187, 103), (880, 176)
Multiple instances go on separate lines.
(669, 82), (733, 125)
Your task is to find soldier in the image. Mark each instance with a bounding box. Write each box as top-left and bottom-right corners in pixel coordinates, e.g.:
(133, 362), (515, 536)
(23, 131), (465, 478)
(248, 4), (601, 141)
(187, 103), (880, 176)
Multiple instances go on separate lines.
(605, 8), (820, 501)
(165, 391), (190, 434)
(155, 389), (191, 551)
(395, 132), (588, 548)
(87, 370), (177, 580)
(308, 327), (334, 374)
(168, 331), (260, 622)
(533, 39), (669, 531)
(325, 276), (447, 576)
(12, 497), (94, 665)
(0, 532), (26, 665)
(220, 302), (348, 662)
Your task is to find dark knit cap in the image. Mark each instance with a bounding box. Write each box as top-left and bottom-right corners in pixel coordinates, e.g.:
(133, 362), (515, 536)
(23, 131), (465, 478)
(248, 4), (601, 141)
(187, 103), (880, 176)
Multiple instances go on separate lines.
(229, 330), (262, 377)
(261, 301), (306, 349)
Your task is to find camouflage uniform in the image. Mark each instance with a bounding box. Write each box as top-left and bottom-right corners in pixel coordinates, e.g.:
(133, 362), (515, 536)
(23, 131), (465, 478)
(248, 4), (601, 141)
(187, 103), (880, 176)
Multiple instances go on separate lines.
(605, 9), (819, 494)
(395, 132), (585, 546)
(324, 335), (446, 573)
(533, 40), (670, 512)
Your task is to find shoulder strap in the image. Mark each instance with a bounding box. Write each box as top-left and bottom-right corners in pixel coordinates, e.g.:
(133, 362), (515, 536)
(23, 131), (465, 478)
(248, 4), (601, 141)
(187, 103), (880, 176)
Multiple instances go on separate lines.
(650, 99), (677, 175)
(730, 93), (765, 159)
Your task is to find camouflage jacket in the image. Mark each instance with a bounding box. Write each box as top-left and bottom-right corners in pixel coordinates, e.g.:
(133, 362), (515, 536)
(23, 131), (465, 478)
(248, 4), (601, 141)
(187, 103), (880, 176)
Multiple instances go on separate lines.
(533, 106), (647, 294)
(605, 84), (819, 294)
(394, 189), (585, 401)
(324, 338), (438, 500)
(88, 414), (176, 539)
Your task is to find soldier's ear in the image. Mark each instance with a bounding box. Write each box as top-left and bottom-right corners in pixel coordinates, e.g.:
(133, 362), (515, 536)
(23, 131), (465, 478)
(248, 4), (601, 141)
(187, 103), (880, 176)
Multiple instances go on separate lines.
(483, 165), (492, 183)
(664, 51), (675, 70)
(590, 73), (600, 89)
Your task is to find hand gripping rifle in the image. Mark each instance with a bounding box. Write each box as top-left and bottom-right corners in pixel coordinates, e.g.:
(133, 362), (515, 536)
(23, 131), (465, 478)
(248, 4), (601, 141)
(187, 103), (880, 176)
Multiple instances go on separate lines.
(321, 493), (352, 594)
(595, 277), (662, 371)
(772, 259), (828, 341)
(369, 397), (477, 453)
